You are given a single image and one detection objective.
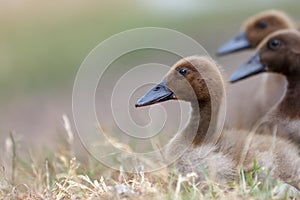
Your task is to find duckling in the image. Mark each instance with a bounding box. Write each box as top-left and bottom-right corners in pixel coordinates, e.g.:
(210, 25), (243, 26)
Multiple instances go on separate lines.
(229, 29), (300, 147)
(217, 10), (294, 55)
(136, 56), (300, 191)
(217, 10), (296, 129)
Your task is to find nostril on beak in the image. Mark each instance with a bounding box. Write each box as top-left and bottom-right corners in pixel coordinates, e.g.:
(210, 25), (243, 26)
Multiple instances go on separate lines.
(154, 86), (160, 91)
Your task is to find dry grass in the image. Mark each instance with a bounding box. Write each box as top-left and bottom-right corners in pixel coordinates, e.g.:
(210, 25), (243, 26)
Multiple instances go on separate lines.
(0, 117), (295, 200)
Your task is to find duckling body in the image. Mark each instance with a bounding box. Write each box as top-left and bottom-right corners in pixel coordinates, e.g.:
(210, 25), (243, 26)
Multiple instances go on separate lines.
(136, 56), (300, 190)
(170, 143), (237, 184)
(259, 111), (300, 144)
(168, 127), (300, 186)
(218, 10), (294, 129)
(229, 30), (300, 146)
(256, 76), (300, 145)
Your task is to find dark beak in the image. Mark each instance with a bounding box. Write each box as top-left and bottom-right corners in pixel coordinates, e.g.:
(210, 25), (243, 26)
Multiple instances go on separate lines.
(217, 32), (252, 56)
(229, 53), (266, 83)
(135, 81), (175, 107)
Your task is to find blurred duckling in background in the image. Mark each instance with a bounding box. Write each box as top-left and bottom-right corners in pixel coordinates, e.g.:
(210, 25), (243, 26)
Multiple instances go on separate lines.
(229, 29), (300, 147)
(217, 10), (294, 55)
(217, 10), (296, 129)
(136, 56), (300, 196)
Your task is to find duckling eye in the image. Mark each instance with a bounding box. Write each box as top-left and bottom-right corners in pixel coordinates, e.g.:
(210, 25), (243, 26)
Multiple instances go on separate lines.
(178, 68), (188, 75)
(268, 39), (281, 50)
(256, 21), (267, 29)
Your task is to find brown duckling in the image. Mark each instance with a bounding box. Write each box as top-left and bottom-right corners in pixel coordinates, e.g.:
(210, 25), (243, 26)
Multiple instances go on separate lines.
(218, 10), (295, 130)
(217, 10), (294, 55)
(229, 29), (300, 146)
(136, 56), (300, 192)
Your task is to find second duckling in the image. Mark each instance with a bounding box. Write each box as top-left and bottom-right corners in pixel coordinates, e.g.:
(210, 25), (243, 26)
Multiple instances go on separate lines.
(230, 29), (300, 147)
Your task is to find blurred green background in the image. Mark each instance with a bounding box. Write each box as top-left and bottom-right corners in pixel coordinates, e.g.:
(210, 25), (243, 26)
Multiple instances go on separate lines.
(1, 0), (300, 149)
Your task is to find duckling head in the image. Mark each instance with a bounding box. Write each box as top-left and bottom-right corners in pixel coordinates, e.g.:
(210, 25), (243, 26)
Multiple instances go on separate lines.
(217, 10), (293, 56)
(136, 56), (224, 108)
(229, 29), (300, 82)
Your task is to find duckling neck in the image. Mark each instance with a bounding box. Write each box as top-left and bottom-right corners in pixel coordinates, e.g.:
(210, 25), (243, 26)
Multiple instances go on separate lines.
(164, 98), (219, 160)
(188, 99), (219, 146)
(278, 76), (300, 118)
